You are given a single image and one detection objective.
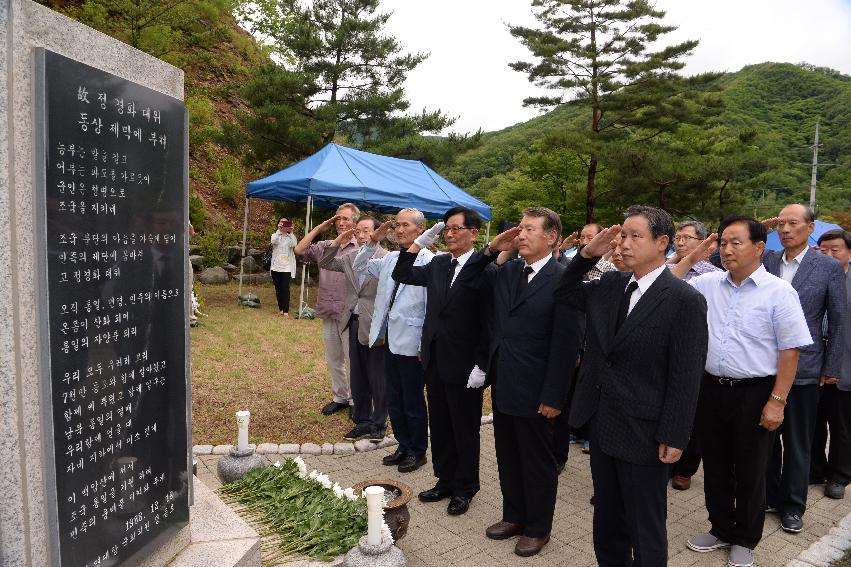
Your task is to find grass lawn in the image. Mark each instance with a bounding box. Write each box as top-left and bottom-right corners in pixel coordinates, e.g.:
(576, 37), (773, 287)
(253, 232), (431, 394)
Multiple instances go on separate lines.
(190, 280), (491, 445)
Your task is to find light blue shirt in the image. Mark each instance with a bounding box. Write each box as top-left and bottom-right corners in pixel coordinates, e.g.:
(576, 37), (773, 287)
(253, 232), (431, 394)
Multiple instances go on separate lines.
(352, 242), (434, 356)
(688, 265), (812, 379)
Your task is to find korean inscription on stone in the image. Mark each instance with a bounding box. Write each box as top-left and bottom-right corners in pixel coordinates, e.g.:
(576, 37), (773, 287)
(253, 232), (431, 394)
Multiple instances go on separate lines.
(38, 50), (188, 567)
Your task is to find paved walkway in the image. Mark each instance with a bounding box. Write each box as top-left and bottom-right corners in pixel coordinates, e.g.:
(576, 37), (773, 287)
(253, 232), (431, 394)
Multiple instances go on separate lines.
(195, 424), (851, 567)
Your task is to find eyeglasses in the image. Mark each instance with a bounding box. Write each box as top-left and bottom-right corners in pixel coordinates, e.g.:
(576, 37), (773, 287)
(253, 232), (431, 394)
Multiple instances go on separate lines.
(444, 226), (473, 234)
(674, 235), (700, 243)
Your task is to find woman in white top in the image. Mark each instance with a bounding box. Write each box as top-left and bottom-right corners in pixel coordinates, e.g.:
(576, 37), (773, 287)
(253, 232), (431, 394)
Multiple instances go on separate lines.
(270, 217), (298, 316)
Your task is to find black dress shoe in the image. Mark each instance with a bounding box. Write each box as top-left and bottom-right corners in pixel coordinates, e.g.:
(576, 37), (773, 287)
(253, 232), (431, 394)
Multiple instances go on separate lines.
(781, 512), (803, 533)
(397, 455), (427, 473)
(321, 401), (349, 415)
(382, 450), (406, 466)
(419, 487), (451, 502)
(825, 482), (846, 499)
(447, 496), (470, 515)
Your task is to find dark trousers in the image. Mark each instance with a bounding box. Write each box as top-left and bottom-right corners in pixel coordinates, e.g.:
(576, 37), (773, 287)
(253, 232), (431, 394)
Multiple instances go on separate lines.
(671, 430), (701, 479)
(552, 410), (572, 466)
(590, 424), (669, 567)
(699, 375), (776, 549)
(426, 361), (483, 498)
(385, 352), (428, 459)
(811, 385), (851, 486)
(493, 409), (558, 538)
(348, 316), (387, 431)
(552, 372), (577, 466)
(270, 270), (292, 313)
(767, 384), (820, 516)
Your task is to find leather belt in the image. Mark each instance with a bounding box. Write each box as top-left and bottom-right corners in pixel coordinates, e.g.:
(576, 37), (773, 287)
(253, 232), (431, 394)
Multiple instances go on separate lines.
(705, 373), (774, 387)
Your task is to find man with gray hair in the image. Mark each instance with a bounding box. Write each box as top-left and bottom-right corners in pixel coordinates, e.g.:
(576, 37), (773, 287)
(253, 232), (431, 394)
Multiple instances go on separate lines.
(667, 221), (721, 282)
(295, 203), (361, 416)
(353, 208), (434, 473)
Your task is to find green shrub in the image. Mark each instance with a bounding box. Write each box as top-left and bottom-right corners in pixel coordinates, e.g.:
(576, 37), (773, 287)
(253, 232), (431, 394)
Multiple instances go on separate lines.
(188, 191), (207, 230)
(186, 95), (221, 149)
(193, 216), (243, 268)
(214, 157), (244, 205)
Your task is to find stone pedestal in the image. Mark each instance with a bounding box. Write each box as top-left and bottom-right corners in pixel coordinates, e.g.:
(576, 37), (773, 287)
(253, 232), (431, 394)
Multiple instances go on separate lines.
(344, 536), (407, 567)
(217, 447), (266, 484)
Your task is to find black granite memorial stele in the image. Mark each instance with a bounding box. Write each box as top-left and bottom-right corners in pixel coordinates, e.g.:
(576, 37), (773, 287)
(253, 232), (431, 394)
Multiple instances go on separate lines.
(34, 48), (189, 567)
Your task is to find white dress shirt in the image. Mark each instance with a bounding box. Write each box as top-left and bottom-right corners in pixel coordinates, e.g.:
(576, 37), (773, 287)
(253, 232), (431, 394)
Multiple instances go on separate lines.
(523, 254), (553, 283)
(625, 262), (668, 315)
(688, 265), (812, 379)
(449, 248), (475, 287)
(780, 246), (808, 283)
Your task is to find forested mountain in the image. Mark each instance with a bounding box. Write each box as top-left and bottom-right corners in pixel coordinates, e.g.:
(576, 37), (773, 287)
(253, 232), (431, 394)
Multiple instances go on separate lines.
(444, 62), (851, 228)
(40, 1), (849, 237)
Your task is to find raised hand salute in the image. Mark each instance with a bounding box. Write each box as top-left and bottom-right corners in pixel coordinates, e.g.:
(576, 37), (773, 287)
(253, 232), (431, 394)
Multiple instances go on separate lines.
(579, 224), (621, 258)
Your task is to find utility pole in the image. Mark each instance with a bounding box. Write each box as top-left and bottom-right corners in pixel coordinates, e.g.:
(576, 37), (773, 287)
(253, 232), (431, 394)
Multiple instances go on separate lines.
(809, 120), (821, 210)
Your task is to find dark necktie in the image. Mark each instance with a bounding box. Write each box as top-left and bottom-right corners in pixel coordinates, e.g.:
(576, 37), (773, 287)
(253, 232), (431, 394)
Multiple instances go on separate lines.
(615, 281), (639, 332)
(515, 266), (534, 302)
(446, 258), (459, 293)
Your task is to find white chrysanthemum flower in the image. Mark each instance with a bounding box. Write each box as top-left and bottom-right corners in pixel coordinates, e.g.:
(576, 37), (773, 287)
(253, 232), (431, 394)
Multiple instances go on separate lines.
(343, 487), (358, 500)
(381, 519), (394, 545)
(292, 456), (308, 477)
(273, 460), (282, 468)
(308, 470), (319, 480)
(317, 474), (333, 489)
(332, 483), (344, 498)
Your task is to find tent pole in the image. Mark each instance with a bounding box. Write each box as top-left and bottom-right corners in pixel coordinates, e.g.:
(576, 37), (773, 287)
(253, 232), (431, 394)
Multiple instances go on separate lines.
(238, 197), (250, 298)
(486, 221), (491, 243)
(298, 195), (313, 317)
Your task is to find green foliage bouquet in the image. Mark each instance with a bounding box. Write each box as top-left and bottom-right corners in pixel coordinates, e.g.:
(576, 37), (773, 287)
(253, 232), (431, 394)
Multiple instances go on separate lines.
(219, 457), (370, 561)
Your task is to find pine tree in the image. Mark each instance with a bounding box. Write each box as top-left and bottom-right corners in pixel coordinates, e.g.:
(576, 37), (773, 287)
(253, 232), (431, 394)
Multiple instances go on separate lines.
(240, 0), (451, 146)
(509, 0), (719, 222)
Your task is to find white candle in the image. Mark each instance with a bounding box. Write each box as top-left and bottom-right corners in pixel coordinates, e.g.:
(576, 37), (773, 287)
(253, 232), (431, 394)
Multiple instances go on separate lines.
(364, 485), (385, 546)
(235, 410), (250, 451)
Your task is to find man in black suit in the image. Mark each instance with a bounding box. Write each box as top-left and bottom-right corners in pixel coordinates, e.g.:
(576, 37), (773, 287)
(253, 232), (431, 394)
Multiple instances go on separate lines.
(555, 205), (709, 567)
(483, 207), (575, 557)
(392, 208), (518, 516)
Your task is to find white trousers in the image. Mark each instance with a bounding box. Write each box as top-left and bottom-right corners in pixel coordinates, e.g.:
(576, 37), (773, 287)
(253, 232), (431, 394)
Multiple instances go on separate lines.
(322, 318), (351, 404)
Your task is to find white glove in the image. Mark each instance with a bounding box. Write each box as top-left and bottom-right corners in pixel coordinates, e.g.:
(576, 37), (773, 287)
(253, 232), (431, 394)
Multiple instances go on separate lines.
(414, 222), (445, 249)
(466, 365), (486, 389)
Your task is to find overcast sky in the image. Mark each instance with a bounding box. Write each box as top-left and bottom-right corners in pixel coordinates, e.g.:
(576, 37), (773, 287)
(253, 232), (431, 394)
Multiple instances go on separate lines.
(378, 0), (851, 134)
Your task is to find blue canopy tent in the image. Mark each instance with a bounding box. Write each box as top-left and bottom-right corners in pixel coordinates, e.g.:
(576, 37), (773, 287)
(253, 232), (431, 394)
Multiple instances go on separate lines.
(240, 143), (492, 310)
(765, 219), (842, 251)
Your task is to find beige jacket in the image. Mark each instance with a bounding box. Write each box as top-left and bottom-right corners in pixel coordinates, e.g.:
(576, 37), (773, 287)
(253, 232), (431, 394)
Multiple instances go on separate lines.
(318, 243), (387, 346)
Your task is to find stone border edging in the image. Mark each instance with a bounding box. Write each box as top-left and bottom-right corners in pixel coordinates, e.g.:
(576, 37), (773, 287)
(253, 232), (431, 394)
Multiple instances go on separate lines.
(193, 413), (495, 457)
(787, 510), (851, 567)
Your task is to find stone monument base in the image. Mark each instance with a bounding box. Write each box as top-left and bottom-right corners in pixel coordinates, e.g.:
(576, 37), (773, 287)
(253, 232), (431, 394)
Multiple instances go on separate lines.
(137, 477), (260, 567)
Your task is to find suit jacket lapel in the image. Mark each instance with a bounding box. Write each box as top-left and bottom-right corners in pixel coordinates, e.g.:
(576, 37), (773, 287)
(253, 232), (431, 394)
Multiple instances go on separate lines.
(608, 268), (673, 353)
(510, 257), (556, 312)
(791, 248), (817, 290)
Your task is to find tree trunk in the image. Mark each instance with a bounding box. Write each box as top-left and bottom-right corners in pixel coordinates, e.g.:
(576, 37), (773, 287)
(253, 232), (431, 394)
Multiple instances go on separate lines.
(585, 156), (597, 224)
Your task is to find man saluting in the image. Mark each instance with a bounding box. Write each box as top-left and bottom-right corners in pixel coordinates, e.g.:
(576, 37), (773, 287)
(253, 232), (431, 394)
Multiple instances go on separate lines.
(555, 205), (709, 567)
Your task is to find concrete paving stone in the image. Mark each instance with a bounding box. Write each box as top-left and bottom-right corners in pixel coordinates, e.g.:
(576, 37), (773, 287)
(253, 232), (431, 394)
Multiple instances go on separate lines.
(256, 442), (279, 454)
(279, 443), (301, 454)
(332, 443), (355, 455)
(480, 414), (493, 425)
(321, 443), (334, 455)
(799, 543), (844, 565)
(300, 442), (322, 455)
(354, 439), (377, 452)
(788, 561), (819, 567)
(212, 444), (233, 455)
(193, 444), (213, 455)
(377, 436), (398, 449)
(820, 532), (851, 551)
